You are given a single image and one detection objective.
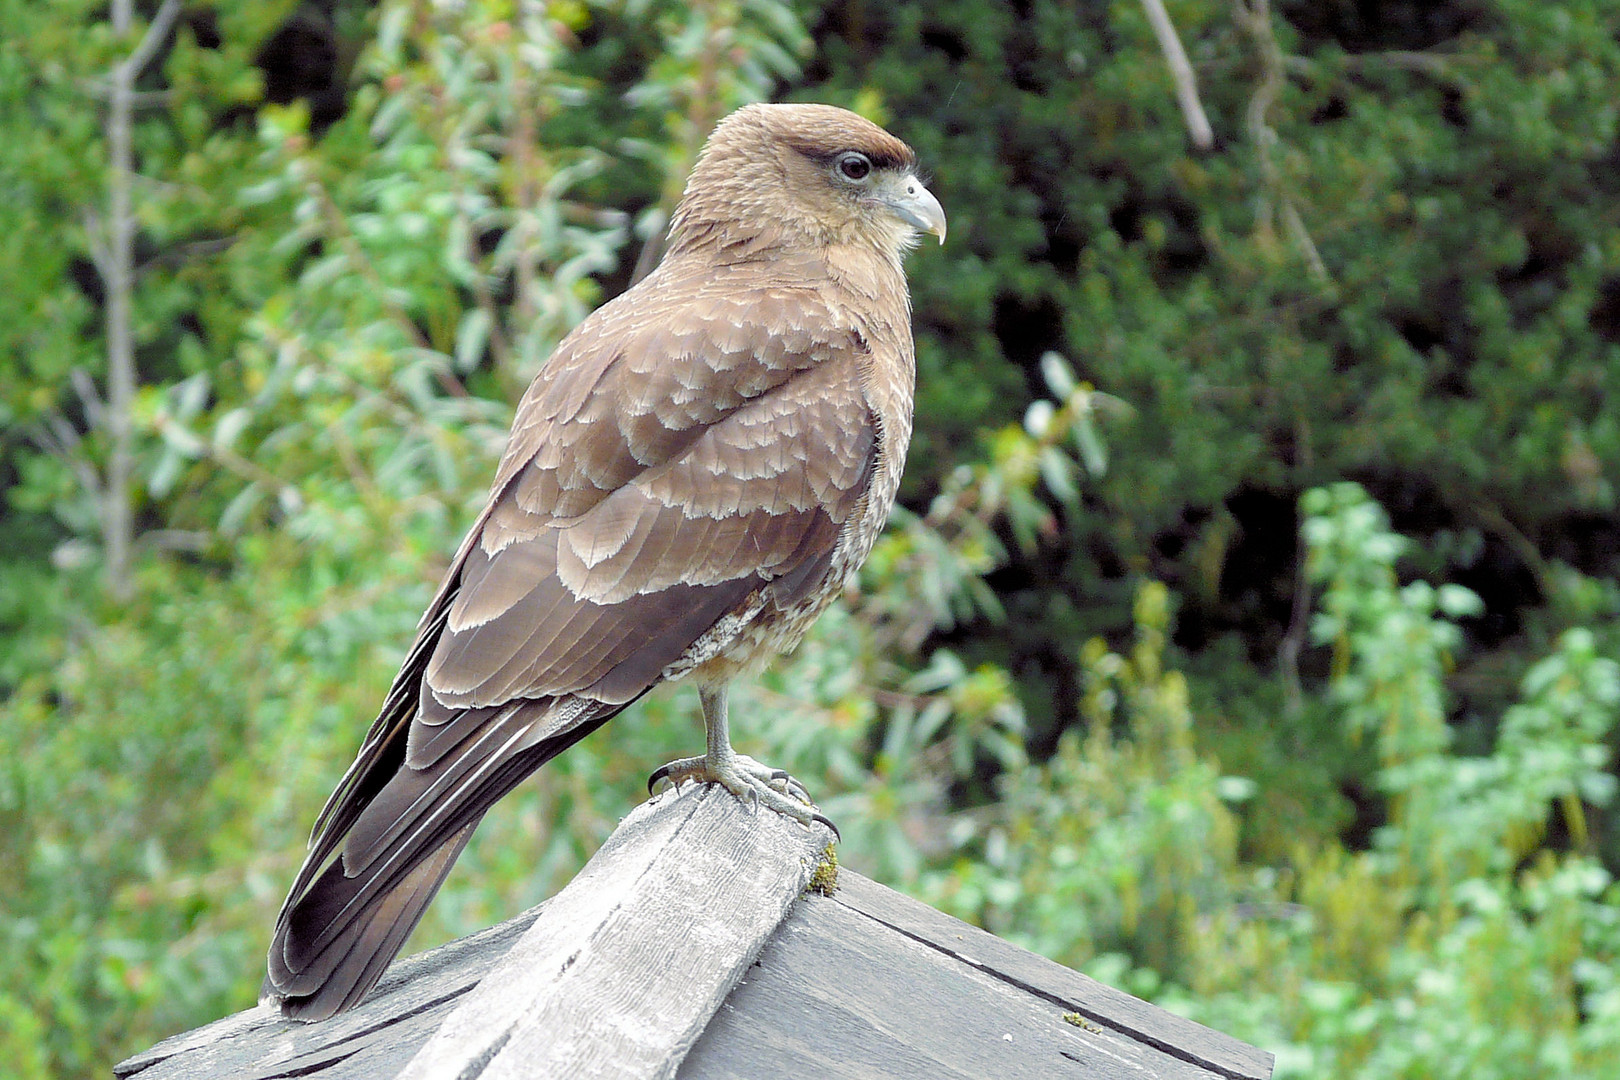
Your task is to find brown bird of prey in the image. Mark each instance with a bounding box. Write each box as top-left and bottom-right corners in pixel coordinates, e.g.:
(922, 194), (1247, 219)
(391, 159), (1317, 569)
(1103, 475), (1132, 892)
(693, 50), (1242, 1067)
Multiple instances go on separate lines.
(263, 103), (946, 1020)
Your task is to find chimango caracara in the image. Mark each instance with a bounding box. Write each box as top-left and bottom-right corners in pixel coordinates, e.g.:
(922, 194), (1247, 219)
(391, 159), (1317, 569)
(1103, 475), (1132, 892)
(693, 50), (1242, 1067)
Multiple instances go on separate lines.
(263, 103), (946, 1020)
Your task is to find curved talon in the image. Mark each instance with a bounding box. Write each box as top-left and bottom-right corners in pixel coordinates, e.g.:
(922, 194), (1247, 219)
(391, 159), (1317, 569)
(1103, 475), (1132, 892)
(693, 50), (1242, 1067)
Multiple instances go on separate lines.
(811, 813), (841, 841)
(767, 769), (810, 802)
(646, 745), (828, 832)
(647, 764), (674, 795)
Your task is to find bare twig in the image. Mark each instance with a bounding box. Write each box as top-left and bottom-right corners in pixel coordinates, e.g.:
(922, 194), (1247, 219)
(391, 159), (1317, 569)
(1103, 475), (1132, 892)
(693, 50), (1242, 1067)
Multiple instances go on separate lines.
(80, 206), (113, 279)
(327, 420), (392, 527)
(1469, 500), (1552, 600)
(99, 0), (181, 599)
(26, 415), (103, 499)
(152, 412), (302, 509)
(135, 529), (212, 554)
(70, 367), (106, 430)
(1235, 0), (1330, 286)
(1286, 49), (1467, 81)
(510, 5), (542, 329)
(1280, 199), (1328, 282)
(1139, 0), (1215, 151)
(465, 235), (515, 372)
(78, 76), (174, 109)
(410, 36), (515, 381)
(1277, 415), (1316, 715)
(137, 235), (235, 271)
(628, 207), (669, 287)
(121, 0), (183, 79)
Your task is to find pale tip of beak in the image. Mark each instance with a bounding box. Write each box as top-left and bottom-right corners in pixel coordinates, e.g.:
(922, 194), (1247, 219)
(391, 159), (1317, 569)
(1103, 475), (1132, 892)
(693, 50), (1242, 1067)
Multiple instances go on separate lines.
(892, 177), (947, 248)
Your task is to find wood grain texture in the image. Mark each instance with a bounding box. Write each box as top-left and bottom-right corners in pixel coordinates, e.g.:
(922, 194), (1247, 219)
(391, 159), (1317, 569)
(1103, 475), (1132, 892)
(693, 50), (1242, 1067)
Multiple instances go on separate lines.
(398, 782), (833, 1080)
(115, 905), (542, 1080)
(820, 873), (1275, 1080)
(679, 887), (1214, 1080)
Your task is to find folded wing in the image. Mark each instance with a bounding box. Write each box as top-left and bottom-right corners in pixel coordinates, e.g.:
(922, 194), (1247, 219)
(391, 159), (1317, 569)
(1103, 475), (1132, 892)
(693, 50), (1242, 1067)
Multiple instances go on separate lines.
(265, 266), (877, 1019)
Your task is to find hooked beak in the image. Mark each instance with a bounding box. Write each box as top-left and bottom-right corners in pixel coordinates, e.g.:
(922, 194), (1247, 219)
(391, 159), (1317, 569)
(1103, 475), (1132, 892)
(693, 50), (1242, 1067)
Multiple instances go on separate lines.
(883, 174), (948, 244)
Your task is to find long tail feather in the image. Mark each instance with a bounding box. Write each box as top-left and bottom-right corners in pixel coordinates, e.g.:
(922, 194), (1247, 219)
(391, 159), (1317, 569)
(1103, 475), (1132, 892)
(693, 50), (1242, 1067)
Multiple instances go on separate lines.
(262, 705), (615, 1020)
(263, 818), (478, 1022)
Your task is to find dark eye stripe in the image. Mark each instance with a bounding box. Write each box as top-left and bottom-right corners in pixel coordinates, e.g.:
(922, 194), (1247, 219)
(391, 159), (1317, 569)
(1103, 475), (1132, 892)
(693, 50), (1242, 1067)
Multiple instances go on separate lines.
(791, 144), (912, 173)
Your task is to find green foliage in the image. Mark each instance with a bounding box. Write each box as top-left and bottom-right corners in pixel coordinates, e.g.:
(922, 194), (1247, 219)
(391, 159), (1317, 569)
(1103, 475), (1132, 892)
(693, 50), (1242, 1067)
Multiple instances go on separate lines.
(1304, 483), (1619, 889)
(926, 582), (1243, 977)
(923, 484), (1619, 1078)
(1185, 484), (1620, 1078)
(0, 0), (296, 564)
(801, 0), (1620, 777)
(6, 3), (1620, 1078)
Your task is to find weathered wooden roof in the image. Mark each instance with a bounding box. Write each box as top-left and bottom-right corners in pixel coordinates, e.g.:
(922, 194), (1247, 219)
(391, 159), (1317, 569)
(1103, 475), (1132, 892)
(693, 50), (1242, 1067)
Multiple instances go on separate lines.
(115, 785), (1274, 1080)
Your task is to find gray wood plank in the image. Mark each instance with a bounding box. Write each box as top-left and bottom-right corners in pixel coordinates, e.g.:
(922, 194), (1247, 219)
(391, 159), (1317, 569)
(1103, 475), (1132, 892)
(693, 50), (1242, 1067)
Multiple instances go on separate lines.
(399, 782), (834, 1080)
(114, 900), (545, 1079)
(679, 889), (1218, 1080)
(114, 810), (1274, 1080)
(828, 872), (1274, 1080)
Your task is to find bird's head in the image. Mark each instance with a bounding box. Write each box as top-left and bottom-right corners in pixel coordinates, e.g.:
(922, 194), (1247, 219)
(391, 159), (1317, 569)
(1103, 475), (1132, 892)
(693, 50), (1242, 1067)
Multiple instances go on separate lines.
(668, 103), (947, 263)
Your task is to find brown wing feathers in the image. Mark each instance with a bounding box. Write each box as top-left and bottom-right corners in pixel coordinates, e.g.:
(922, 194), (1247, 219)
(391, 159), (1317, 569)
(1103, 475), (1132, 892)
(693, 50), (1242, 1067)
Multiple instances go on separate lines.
(263, 274), (880, 1020)
(265, 103), (925, 1022)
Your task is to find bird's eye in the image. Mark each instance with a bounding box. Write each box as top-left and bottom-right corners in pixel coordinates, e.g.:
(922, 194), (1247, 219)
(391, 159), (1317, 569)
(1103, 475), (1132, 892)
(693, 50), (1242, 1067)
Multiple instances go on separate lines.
(836, 153), (872, 182)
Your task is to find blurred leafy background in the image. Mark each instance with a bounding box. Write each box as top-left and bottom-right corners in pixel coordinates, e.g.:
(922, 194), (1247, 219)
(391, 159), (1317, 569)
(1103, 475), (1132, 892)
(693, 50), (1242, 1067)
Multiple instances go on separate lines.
(3, 1), (1619, 1076)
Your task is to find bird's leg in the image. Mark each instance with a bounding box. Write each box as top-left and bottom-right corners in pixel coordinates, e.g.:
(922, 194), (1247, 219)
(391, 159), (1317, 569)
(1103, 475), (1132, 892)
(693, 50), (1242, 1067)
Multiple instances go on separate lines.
(648, 684), (806, 802)
(647, 684), (835, 835)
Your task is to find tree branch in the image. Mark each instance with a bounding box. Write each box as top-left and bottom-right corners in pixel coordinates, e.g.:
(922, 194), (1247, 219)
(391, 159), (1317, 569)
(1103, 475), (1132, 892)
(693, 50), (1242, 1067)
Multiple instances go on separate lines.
(26, 415), (103, 500)
(1235, 0), (1330, 286)
(120, 0), (182, 81)
(1140, 0), (1214, 151)
(71, 366), (106, 430)
(97, 0), (183, 598)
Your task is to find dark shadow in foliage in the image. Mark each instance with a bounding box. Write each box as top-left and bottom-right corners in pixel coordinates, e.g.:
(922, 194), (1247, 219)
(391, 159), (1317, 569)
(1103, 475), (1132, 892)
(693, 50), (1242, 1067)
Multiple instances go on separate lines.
(1218, 488), (1301, 664)
(256, 7), (350, 134)
(919, 25), (968, 64)
(993, 293), (1066, 378)
(1108, 188), (1209, 276)
(185, 9), (223, 50)
(1159, 487), (1302, 666)
(1338, 776), (1389, 852)
(1496, 216), (1580, 329)
(784, 0), (1620, 886)
(1591, 277), (1620, 345)
(1388, 277), (1475, 399)
(1351, 465), (1541, 647)
(1547, 513), (1620, 582)
(1309, 94), (1349, 125)
(1279, 0), (1490, 52)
